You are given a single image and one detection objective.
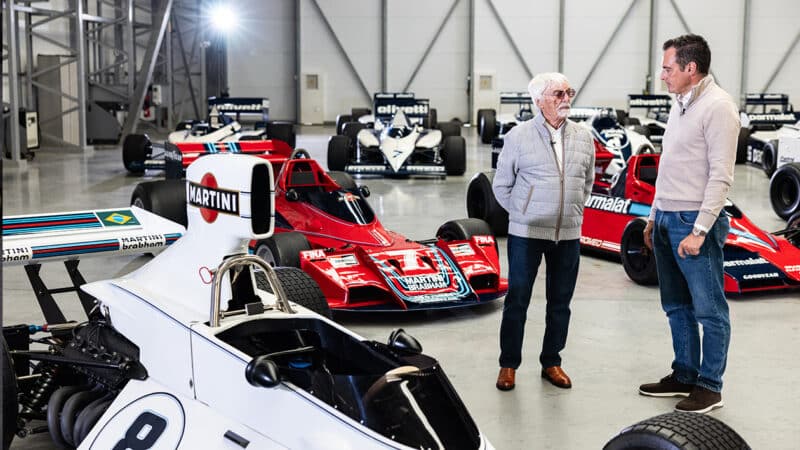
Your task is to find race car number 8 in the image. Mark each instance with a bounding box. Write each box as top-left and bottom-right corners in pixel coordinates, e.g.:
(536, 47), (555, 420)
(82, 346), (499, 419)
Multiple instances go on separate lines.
(113, 412), (167, 450)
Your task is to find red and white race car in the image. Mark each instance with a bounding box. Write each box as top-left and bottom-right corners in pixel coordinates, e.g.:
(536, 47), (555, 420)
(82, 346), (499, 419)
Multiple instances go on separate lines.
(133, 148), (508, 311)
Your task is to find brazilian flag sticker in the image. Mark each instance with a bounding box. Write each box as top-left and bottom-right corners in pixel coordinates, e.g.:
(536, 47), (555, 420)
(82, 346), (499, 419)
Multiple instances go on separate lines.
(98, 210), (140, 227)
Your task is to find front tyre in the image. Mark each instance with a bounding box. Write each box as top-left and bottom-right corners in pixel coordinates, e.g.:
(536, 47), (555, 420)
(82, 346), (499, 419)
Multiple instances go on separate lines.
(620, 218), (658, 285)
(603, 412), (750, 449)
(466, 171), (508, 236)
(122, 134), (152, 174)
(255, 267), (331, 318)
(442, 136), (466, 176)
(327, 135), (351, 172)
(130, 180), (188, 227)
(436, 218), (492, 241)
(769, 162), (800, 220)
(2, 336), (17, 450)
(254, 232), (311, 268)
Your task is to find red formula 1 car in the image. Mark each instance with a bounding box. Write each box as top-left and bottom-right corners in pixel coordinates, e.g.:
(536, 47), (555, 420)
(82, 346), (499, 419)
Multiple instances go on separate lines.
(133, 149), (508, 311)
(467, 122), (800, 294)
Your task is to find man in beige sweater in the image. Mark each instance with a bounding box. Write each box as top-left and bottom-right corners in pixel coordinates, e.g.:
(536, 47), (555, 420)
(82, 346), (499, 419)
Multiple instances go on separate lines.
(638, 34), (740, 413)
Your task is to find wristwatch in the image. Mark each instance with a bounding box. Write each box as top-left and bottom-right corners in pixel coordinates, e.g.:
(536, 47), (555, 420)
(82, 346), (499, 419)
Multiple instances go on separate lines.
(691, 227), (707, 237)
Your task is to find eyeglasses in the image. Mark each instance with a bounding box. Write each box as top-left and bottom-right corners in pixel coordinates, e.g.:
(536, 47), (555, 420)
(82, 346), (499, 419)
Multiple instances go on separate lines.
(546, 88), (577, 99)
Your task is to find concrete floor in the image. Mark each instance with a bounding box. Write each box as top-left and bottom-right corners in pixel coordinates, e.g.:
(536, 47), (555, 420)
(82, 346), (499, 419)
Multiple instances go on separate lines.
(2, 125), (799, 449)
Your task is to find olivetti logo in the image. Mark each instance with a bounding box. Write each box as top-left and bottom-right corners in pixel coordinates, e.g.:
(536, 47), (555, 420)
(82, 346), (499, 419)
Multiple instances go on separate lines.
(189, 173), (240, 223)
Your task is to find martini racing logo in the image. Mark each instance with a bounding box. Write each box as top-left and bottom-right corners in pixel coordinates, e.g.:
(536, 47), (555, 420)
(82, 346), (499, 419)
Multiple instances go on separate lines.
(401, 274), (448, 291)
(375, 103), (429, 116)
(120, 234), (165, 250)
(189, 173), (239, 223)
(585, 194), (631, 214)
(3, 246), (32, 262)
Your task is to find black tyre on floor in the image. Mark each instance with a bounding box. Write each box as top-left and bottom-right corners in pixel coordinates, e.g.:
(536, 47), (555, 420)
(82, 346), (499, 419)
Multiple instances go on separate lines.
(255, 267), (331, 318)
(437, 121), (462, 138)
(342, 122), (366, 142)
(603, 412), (750, 450)
(335, 114), (352, 135)
(350, 108), (371, 120)
(327, 135), (352, 172)
(267, 121), (296, 148)
(122, 134), (153, 174)
(436, 218), (493, 241)
(130, 179), (188, 227)
(328, 171), (357, 191)
(786, 211), (800, 247)
(770, 162), (800, 220)
(761, 140), (777, 177)
(479, 110), (497, 144)
(253, 232), (311, 268)
(466, 171), (508, 236)
(624, 116), (641, 126)
(2, 336), (17, 450)
(442, 136), (466, 176)
(629, 125), (651, 139)
(620, 218), (658, 285)
(422, 108), (438, 129)
(736, 128), (750, 164)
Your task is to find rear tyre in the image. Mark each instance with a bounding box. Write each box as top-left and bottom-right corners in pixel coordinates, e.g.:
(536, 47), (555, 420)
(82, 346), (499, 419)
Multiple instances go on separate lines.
(786, 211), (800, 247)
(122, 134), (152, 174)
(351, 108), (371, 120)
(266, 121), (296, 148)
(736, 128), (750, 164)
(603, 412), (750, 450)
(770, 163), (800, 220)
(620, 218), (658, 285)
(2, 336), (17, 450)
(254, 232), (311, 268)
(256, 267), (331, 318)
(327, 135), (351, 172)
(466, 171), (508, 236)
(130, 179), (188, 227)
(630, 125), (651, 139)
(761, 141), (777, 177)
(442, 136), (466, 176)
(327, 171), (357, 191)
(436, 218), (492, 241)
(437, 121), (461, 138)
(342, 122), (366, 142)
(422, 108), (438, 129)
(479, 110), (497, 144)
(335, 114), (352, 135)
(623, 116), (641, 126)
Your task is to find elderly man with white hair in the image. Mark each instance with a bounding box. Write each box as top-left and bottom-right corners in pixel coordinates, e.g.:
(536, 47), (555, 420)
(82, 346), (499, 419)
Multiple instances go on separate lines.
(492, 72), (595, 391)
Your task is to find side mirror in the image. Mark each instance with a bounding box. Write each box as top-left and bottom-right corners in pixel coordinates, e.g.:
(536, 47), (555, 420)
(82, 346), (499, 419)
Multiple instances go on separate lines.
(245, 356), (281, 388)
(285, 189), (299, 202)
(359, 186), (370, 198)
(387, 328), (422, 354)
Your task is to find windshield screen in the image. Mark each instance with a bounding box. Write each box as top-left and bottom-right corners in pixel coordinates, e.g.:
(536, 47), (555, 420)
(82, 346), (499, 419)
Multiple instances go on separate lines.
(305, 189), (375, 224)
(386, 126), (413, 139)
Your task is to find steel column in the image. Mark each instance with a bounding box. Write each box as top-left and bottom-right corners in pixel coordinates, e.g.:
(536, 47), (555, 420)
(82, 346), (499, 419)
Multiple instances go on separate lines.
(381, 0), (387, 92)
(647, 0), (655, 94)
(558, 0), (565, 73)
(6, 0), (23, 162)
(75, 0), (88, 149)
(739, 0), (750, 102)
(760, 28), (800, 94)
(467, 0), (474, 122)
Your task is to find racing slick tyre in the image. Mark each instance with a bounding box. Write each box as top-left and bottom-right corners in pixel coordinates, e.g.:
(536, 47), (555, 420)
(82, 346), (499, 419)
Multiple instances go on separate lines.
(131, 179), (188, 227)
(254, 232), (311, 269)
(2, 336), (17, 450)
(786, 211), (800, 247)
(761, 140), (777, 177)
(267, 121), (296, 149)
(442, 136), (466, 176)
(335, 114), (352, 135)
(436, 218), (493, 242)
(479, 110), (497, 144)
(629, 125), (651, 139)
(620, 218), (658, 285)
(770, 163), (800, 220)
(736, 128), (750, 164)
(422, 108), (438, 129)
(342, 122), (366, 142)
(122, 133), (153, 174)
(603, 412), (750, 450)
(351, 108), (371, 120)
(437, 121), (462, 138)
(327, 170), (357, 191)
(623, 116), (641, 126)
(327, 135), (351, 172)
(255, 267), (331, 318)
(466, 171), (508, 236)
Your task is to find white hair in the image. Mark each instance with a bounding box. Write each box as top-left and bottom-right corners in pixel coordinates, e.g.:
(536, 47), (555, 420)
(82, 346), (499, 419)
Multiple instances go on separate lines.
(527, 72), (570, 114)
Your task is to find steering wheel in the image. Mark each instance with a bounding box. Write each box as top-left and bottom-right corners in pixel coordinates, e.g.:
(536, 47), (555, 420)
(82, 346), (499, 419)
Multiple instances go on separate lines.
(290, 148), (311, 159)
(361, 365), (421, 406)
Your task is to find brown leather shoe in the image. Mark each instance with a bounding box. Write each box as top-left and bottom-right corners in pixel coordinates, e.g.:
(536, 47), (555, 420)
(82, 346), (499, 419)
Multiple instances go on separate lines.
(541, 366), (572, 389)
(496, 368), (515, 391)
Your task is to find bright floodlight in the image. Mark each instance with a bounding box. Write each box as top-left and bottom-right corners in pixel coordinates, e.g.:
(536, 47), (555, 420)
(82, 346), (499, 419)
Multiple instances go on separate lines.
(210, 4), (237, 32)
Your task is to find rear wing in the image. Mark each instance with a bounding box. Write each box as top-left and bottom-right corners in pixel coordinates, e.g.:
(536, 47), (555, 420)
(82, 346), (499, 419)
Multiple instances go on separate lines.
(628, 94), (672, 111)
(373, 92), (430, 121)
(742, 93), (799, 127)
(207, 97), (269, 123)
(3, 207), (185, 265)
(154, 140), (294, 178)
(499, 92), (532, 105)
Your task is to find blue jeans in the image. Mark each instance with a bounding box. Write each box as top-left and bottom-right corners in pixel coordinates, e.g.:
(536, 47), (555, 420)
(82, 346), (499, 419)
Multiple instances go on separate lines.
(499, 235), (580, 369)
(652, 209), (731, 392)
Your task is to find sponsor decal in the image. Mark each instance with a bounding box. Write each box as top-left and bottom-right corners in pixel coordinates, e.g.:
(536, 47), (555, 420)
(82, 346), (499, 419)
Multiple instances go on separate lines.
(742, 272), (779, 280)
(89, 392), (184, 449)
(370, 229), (391, 246)
(579, 236), (621, 252)
(449, 243), (475, 256)
(188, 173), (240, 223)
(329, 254), (358, 268)
(3, 246), (32, 262)
(747, 113), (796, 122)
(785, 265), (800, 273)
(723, 257), (769, 267)
(585, 194), (632, 214)
(99, 210), (139, 226)
(400, 274), (448, 291)
(375, 103), (429, 116)
(214, 102), (263, 111)
(301, 249), (326, 260)
(474, 235), (495, 246)
(629, 98), (670, 107)
(120, 234), (166, 251)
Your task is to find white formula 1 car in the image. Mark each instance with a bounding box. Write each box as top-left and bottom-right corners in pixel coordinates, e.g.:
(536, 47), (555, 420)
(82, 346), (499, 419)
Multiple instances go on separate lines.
(476, 92), (535, 145)
(2, 155), (494, 449)
(122, 97), (296, 174)
(327, 93), (466, 177)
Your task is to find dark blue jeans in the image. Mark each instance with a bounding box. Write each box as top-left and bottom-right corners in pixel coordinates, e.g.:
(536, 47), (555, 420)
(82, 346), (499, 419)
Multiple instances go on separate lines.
(499, 235), (580, 369)
(652, 209), (731, 393)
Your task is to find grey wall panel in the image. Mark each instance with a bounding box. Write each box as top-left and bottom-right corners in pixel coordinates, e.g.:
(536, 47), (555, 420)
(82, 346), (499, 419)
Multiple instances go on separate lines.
(226, 0), (296, 120)
(744, 0), (800, 102)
